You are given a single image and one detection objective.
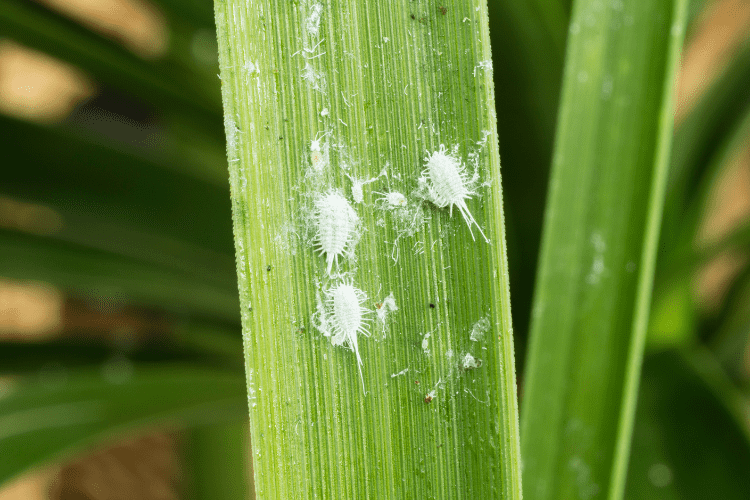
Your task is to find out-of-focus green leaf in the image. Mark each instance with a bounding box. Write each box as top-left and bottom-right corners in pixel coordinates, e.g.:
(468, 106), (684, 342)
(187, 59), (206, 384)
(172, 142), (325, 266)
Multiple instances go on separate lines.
(0, 321), (243, 375)
(0, 0), (221, 116)
(152, 0), (215, 27)
(658, 219), (750, 288)
(659, 105), (750, 289)
(647, 280), (696, 349)
(186, 422), (250, 500)
(0, 365), (247, 488)
(520, 1), (689, 499)
(173, 321), (244, 366)
(1, 115), (234, 255)
(625, 350), (750, 499)
(709, 265), (750, 384)
(662, 39), (750, 250)
(487, 0), (568, 344)
(0, 229), (239, 322)
(686, 0), (708, 35)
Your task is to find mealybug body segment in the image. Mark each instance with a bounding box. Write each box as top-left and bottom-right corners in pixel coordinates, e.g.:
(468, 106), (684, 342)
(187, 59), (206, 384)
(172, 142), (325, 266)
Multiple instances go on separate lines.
(325, 283), (371, 390)
(313, 191), (359, 274)
(421, 145), (488, 242)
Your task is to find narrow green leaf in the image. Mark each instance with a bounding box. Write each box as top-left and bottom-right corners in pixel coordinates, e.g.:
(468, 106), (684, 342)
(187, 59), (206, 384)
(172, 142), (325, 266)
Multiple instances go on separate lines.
(215, 0), (521, 498)
(520, 1), (688, 499)
(0, 365), (246, 488)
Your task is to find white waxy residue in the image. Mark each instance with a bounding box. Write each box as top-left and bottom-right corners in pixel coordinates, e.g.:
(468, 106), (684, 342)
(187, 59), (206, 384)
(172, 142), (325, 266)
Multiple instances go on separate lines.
(469, 316), (491, 342)
(376, 190), (408, 208)
(422, 332), (431, 355)
(461, 353), (480, 370)
(306, 3), (323, 37)
(376, 292), (398, 324)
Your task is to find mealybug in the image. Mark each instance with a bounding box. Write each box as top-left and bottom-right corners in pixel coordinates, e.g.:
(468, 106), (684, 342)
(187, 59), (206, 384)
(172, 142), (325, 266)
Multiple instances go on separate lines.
(420, 144), (488, 242)
(324, 282), (371, 391)
(346, 169), (385, 204)
(313, 191), (359, 274)
(310, 131), (329, 152)
(310, 131), (330, 169)
(375, 190), (408, 208)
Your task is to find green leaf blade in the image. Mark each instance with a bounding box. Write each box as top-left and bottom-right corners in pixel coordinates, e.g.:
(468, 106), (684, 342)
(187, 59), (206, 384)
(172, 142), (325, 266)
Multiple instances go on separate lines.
(215, 1), (521, 498)
(520, 1), (689, 499)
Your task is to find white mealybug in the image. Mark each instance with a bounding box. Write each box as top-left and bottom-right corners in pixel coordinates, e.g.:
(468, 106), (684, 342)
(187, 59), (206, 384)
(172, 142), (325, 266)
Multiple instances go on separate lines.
(350, 180), (366, 204)
(313, 191), (359, 274)
(377, 191), (407, 208)
(324, 282), (371, 391)
(420, 144), (489, 242)
(310, 131), (329, 152)
(346, 168), (386, 204)
(310, 131), (330, 169)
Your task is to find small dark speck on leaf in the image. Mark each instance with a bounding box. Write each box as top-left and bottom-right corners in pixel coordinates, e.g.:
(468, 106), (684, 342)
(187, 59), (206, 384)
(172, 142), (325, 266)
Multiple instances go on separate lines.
(414, 380), (420, 385)
(267, 265), (272, 272)
(410, 14), (415, 19)
(429, 303), (435, 309)
(424, 394), (433, 404)
(279, 136), (284, 140)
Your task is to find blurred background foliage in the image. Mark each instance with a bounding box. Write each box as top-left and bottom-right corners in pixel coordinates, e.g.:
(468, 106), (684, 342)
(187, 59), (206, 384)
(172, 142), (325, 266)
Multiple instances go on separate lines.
(0, 0), (748, 498)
